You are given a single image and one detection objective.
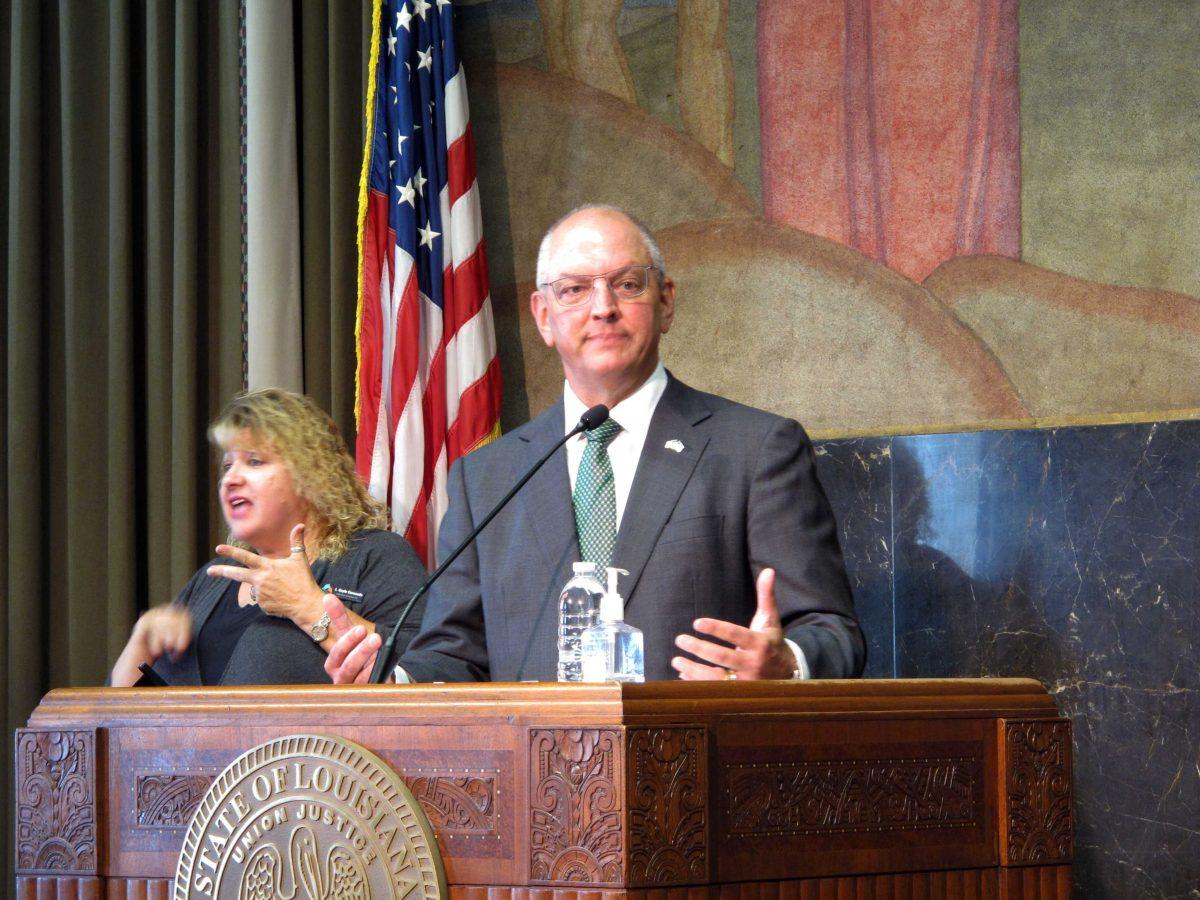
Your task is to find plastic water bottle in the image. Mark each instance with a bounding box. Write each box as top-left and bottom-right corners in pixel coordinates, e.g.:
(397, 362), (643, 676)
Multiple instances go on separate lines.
(581, 567), (644, 683)
(557, 562), (605, 682)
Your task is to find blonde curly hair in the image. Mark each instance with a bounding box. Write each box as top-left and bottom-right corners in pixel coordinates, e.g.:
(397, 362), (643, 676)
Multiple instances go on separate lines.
(209, 388), (390, 559)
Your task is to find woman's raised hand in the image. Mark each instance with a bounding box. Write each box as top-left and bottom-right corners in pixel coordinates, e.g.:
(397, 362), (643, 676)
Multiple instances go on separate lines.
(133, 605), (193, 661)
(207, 524), (326, 622)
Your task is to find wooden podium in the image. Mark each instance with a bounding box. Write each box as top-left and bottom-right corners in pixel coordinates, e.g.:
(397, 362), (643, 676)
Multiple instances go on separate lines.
(14, 679), (1072, 898)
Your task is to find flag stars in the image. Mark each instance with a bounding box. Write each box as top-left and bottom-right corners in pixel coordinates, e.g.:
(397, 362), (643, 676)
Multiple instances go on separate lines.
(417, 47), (433, 72)
(418, 221), (440, 249)
(396, 4), (413, 31)
(387, 33), (397, 55)
(391, 85), (398, 105)
(413, 168), (427, 197)
(436, 0), (450, 9)
(396, 178), (417, 207)
(397, 133), (408, 156)
(413, 0), (432, 20)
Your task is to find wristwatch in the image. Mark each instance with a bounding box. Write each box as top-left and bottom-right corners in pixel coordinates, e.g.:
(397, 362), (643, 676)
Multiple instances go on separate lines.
(310, 612), (332, 642)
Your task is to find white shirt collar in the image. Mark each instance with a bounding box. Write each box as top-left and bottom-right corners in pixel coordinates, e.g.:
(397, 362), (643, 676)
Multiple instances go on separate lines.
(563, 362), (668, 439)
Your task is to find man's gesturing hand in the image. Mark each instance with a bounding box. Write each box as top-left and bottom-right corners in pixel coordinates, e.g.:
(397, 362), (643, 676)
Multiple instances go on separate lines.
(323, 593), (388, 684)
(670, 568), (797, 680)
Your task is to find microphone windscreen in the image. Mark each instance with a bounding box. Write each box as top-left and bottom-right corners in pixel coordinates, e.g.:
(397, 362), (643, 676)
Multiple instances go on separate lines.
(579, 404), (610, 431)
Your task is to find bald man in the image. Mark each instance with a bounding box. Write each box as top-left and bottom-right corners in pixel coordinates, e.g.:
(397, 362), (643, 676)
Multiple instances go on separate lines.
(325, 205), (864, 684)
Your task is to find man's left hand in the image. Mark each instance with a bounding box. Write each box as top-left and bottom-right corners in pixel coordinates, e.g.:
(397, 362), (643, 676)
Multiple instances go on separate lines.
(671, 568), (797, 680)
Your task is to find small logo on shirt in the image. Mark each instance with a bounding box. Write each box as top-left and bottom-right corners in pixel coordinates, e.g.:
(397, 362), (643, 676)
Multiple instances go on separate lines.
(664, 439), (685, 453)
(323, 584), (364, 603)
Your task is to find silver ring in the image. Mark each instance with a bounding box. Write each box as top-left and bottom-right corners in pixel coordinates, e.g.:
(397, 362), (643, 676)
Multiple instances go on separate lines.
(290, 544), (305, 554)
(724, 669), (737, 681)
(249, 585), (258, 603)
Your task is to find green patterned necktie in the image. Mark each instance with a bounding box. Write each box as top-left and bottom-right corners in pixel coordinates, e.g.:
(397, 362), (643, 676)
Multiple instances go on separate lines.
(573, 418), (622, 570)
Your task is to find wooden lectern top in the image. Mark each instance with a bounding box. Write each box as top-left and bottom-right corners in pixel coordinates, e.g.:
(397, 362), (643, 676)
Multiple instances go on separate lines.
(27, 676), (1058, 725)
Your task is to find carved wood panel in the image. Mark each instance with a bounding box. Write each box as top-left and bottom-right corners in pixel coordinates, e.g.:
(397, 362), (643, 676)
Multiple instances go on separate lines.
(404, 769), (499, 836)
(102, 877), (173, 899)
(1001, 719), (1073, 865)
(13, 871), (1072, 900)
(134, 774), (214, 829)
(627, 727), (707, 885)
(14, 876), (104, 899)
(721, 755), (980, 837)
(1001, 864), (1074, 899)
(14, 729), (99, 875)
(529, 729), (623, 885)
(451, 868), (1073, 900)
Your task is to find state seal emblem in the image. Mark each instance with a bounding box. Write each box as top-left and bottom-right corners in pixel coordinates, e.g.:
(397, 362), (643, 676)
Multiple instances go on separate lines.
(174, 734), (445, 900)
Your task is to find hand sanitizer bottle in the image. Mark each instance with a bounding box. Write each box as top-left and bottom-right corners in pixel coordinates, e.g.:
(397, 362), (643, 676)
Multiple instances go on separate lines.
(580, 567), (644, 683)
(557, 562), (605, 682)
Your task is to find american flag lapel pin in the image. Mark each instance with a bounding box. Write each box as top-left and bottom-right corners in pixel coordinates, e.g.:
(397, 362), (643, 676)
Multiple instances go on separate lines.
(664, 439), (685, 453)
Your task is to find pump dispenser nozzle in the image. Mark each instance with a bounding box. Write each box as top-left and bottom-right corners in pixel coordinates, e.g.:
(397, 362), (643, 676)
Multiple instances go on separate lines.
(599, 567), (629, 622)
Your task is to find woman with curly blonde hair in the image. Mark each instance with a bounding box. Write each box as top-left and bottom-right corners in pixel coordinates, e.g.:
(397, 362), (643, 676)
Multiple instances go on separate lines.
(111, 389), (426, 686)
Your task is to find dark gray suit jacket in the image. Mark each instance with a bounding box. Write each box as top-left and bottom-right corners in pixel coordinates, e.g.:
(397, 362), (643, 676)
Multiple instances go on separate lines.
(399, 375), (865, 682)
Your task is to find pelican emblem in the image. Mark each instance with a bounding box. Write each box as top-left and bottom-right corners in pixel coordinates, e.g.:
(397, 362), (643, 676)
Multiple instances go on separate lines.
(664, 439), (685, 453)
(238, 825), (367, 900)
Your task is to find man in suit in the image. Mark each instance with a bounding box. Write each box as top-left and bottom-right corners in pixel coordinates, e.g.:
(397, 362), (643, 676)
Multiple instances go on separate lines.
(325, 205), (864, 682)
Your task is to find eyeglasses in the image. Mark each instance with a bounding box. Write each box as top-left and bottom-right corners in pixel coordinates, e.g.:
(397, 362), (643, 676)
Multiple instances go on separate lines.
(541, 265), (660, 308)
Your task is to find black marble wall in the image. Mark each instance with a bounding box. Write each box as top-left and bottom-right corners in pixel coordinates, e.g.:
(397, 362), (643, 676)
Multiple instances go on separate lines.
(812, 419), (1200, 898)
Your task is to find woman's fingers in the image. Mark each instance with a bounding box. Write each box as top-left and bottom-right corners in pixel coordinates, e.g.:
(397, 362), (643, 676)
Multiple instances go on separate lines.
(289, 523), (307, 556)
(142, 607), (192, 659)
(214, 544), (263, 567)
(206, 563), (253, 583)
(171, 613), (191, 650)
(207, 539), (323, 622)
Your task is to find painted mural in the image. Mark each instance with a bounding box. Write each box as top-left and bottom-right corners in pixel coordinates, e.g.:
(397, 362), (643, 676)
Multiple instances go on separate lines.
(445, 5), (1199, 895)
(456, 0), (1200, 437)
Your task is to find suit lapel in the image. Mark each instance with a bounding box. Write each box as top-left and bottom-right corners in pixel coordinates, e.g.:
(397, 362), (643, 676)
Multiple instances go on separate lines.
(612, 376), (711, 605)
(517, 400), (582, 572)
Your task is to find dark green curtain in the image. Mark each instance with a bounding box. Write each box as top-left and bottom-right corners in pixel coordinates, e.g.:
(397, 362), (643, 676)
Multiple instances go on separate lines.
(1, 0), (378, 887)
(1, 0), (243, 884)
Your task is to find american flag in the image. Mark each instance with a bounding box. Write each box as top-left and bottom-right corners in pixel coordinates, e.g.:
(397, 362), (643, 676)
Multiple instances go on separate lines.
(356, 0), (501, 566)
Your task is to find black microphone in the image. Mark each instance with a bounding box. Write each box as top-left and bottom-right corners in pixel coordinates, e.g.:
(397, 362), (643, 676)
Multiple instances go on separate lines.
(369, 404), (610, 683)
